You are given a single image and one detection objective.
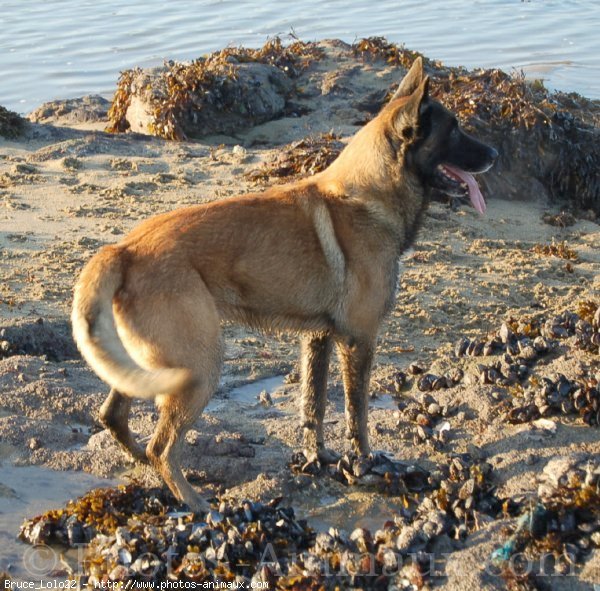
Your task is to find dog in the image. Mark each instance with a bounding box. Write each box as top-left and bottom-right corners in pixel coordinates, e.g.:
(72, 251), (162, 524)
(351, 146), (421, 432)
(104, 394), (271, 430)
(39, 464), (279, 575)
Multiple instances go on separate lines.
(72, 57), (497, 512)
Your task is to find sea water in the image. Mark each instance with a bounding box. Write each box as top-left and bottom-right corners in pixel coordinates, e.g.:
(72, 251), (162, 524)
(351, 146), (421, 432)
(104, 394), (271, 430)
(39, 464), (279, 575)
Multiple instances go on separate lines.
(0, 0), (598, 113)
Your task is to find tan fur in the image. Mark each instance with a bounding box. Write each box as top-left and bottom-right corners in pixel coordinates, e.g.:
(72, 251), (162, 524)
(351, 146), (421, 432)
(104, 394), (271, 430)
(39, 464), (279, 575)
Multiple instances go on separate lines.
(72, 59), (435, 511)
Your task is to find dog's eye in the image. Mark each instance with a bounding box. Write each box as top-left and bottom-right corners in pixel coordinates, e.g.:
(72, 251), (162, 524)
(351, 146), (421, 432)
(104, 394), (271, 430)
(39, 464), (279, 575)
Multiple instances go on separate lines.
(402, 127), (415, 140)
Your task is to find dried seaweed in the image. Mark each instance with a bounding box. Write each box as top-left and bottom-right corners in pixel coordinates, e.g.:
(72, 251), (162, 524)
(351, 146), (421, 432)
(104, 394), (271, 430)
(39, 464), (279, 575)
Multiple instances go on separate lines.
(576, 300), (599, 324)
(500, 566), (548, 591)
(107, 37), (323, 140)
(217, 37), (324, 76)
(431, 69), (555, 131)
(0, 105), (26, 139)
(531, 240), (579, 261)
(106, 69), (138, 134)
(352, 37), (429, 70)
(245, 132), (344, 184)
(19, 484), (174, 545)
(541, 211), (576, 227)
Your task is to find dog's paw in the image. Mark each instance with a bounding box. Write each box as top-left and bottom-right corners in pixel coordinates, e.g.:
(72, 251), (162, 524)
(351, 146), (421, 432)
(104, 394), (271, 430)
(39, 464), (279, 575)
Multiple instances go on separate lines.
(369, 450), (396, 464)
(303, 446), (341, 465)
(184, 496), (210, 516)
(318, 447), (342, 465)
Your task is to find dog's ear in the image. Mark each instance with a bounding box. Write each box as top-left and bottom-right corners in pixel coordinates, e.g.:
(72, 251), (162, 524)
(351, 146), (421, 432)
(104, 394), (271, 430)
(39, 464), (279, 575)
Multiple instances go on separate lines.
(389, 57), (424, 101)
(393, 76), (429, 140)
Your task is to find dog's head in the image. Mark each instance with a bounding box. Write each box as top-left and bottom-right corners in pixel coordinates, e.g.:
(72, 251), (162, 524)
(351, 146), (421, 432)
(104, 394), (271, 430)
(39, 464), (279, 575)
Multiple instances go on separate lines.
(386, 58), (498, 213)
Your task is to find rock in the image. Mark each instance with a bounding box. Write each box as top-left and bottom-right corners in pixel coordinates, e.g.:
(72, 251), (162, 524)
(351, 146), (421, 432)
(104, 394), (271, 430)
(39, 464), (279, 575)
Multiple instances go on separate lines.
(28, 95), (111, 124)
(499, 323), (513, 344)
(0, 105), (27, 138)
(123, 62), (292, 138)
(396, 524), (424, 553)
(537, 453), (592, 498)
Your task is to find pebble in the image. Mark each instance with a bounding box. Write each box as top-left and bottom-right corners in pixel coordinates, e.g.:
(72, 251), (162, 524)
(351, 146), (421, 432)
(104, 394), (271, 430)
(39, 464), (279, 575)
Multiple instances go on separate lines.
(525, 453), (538, 466)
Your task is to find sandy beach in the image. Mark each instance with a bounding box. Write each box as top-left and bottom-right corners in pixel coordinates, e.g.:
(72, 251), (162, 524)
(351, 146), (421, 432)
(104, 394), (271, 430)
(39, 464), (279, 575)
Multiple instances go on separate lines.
(1, 39), (599, 589)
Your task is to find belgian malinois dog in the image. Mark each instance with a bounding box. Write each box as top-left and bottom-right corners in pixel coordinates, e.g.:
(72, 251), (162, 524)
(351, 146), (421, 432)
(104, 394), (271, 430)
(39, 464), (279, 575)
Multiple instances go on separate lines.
(72, 58), (497, 511)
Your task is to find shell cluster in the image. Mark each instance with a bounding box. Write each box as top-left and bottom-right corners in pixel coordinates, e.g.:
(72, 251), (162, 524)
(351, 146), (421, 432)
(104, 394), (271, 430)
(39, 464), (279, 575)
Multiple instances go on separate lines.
(454, 307), (600, 428)
(541, 307), (600, 354)
(19, 453), (509, 590)
(289, 451), (430, 495)
(455, 321), (551, 365)
(508, 373), (600, 426)
(375, 364), (463, 397)
(20, 486), (315, 588)
(396, 394), (456, 449)
(291, 451), (510, 547)
(455, 304), (600, 363)
(494, 454), (600, 582)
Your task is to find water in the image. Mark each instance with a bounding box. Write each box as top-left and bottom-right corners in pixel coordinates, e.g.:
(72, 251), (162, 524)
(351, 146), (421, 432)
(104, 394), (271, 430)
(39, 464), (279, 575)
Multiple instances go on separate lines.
(0, 464), (114, 581)
(0, 0), (598, 114)
(206, 375), (286, 411)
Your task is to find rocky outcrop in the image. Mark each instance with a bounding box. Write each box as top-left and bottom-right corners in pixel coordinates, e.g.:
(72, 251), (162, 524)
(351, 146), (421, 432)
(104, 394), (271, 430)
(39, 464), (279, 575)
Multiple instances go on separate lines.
(28, 94), (111, 125)
(33, 38), (598, 214)
(0, 105), (27, 138)
(121, 62), (292, 139)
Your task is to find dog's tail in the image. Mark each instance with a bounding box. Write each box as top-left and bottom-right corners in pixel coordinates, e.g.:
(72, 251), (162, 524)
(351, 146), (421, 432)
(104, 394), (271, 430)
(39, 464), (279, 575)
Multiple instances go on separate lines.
(71, 247), (192, 399)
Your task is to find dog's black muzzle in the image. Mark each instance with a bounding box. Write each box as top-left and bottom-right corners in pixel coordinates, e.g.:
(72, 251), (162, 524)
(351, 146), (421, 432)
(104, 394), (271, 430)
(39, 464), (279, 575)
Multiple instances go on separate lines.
(450, 131), (498, 174)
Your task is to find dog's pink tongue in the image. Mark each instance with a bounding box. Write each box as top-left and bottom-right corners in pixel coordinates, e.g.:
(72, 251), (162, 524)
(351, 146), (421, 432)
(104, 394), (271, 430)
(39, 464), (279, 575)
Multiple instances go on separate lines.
(444, 164), (486, 215)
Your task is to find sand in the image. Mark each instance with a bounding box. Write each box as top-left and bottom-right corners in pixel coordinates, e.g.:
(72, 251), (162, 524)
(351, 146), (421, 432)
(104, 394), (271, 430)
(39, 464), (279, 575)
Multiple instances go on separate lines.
(1, 41), (599, 589)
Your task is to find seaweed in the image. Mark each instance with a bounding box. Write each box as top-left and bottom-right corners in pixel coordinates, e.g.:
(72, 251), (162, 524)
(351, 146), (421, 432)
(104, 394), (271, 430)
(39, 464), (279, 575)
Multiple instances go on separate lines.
(576, 300), (598, 324)
(431, 69), (555, 131)
(218, 36), (324, 77)
(541, 211), (576, 227)
(531, 239), (579, 261)
(545, 110), (600, 213)
(354, 38), (600, 214)
(106, 37), (324, 140)
(352, 37), (429, 70)
(245, 132), (344, 184)
(106, 69), (138, 134)
(353, 38), (556, 131)
(0, 105), (26, 139)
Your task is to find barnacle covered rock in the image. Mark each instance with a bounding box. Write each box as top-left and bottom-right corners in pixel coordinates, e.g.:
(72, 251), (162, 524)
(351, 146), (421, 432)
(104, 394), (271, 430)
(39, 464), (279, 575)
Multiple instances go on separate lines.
(0, 105), (27, 139)
(107, 38), (323, 140)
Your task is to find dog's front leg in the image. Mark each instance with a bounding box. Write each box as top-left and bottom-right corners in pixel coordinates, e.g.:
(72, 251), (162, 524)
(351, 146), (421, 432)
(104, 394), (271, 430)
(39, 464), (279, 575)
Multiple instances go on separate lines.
(336, 337), (374, 456)
(300, 332), (339, 463)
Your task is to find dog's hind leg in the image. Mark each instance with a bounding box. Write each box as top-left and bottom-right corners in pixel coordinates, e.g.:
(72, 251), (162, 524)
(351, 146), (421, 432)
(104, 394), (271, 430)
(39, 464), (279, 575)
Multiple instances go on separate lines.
(99, 388), (148, 463)
(146, 331), (222, 513)
(336, 337), (374, 456)
(115, 269), (223, 513)
(147, 378), (219, 513)
(300, 332), (339, 463)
